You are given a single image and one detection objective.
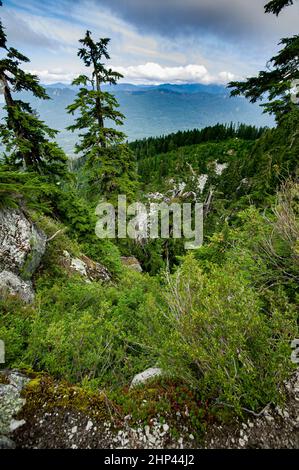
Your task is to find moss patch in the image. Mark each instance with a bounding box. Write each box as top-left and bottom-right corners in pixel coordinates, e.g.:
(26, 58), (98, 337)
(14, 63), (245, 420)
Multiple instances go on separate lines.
(20, 375), (113, 423)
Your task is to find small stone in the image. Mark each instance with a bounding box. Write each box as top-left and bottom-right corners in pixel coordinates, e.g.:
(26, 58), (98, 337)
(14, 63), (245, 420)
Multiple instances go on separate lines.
(9, 419), (26, 432)
(85, 420), (93, 432)
(265, 415), (274, 422)
(130, 367), (163, 388)
(163, 424), (169, 432)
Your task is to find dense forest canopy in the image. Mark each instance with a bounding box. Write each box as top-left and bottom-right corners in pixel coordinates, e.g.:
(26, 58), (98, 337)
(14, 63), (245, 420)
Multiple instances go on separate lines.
(129, 123), (267, 160)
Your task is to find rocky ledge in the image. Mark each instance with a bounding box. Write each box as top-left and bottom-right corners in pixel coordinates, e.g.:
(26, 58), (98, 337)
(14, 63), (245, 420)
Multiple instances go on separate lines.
(0, 368), (298, 449)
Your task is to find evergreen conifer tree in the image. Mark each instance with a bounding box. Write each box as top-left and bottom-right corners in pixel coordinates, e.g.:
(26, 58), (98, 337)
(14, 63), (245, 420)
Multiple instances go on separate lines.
(67, 31), (138, 200)
(0, 2), (68, 180)
(228, 0), (299, 121)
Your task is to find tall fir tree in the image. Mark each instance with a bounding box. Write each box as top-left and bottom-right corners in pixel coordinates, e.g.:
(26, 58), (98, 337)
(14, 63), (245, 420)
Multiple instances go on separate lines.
(228, 0), (299, 121)
(0, 2), (68, 180)
(67, 31), (138, 200)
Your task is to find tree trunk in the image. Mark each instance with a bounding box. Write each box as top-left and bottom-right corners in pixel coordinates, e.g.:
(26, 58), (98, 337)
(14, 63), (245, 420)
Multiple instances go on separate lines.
(93, 65), (106, 149)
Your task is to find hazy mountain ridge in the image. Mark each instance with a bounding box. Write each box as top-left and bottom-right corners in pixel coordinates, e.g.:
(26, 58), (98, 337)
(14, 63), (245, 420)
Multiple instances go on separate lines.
(43, 82), (228, 95)
(0, 83), (274, 157)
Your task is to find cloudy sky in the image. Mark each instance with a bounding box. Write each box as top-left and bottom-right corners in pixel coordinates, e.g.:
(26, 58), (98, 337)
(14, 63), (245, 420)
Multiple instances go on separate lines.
(1, 0), (298, 85)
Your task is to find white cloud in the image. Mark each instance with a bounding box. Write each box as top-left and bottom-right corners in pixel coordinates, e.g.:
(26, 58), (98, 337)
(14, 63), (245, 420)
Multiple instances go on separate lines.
(27, 63), (236, 85)
(6, 1), (184, 66)
(4, 1), (247, 86)
(26, 69), (78, 84)
(114, 62), (236, 85)
(218, 71), (235, 82)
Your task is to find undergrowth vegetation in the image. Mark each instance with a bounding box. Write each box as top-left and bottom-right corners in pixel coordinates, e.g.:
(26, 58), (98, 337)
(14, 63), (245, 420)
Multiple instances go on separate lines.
(1, 176), (298, 428)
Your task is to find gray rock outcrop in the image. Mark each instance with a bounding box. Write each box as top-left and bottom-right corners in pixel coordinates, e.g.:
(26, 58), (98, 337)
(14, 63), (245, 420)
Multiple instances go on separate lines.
(0, 208), (46, 279)
(0, 208), (47, 302)
(62, 251), (111, 282)
(0, 271), (34, 303)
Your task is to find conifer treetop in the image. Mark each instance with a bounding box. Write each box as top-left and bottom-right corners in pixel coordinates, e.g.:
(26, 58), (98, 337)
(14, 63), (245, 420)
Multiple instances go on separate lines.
(264, 0), (294, 15)
(0, 0), (68, 178)
(228, 0), (299, 121)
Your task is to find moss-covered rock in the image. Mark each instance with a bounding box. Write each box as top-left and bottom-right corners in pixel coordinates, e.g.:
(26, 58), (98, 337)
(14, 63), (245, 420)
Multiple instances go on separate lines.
(0, 208), (46, 279)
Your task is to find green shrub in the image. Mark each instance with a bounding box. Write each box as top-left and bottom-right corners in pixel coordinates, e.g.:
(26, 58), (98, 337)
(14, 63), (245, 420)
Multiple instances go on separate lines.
(158, 254), (297, 413)
(0, 296), (35, 367)
(0, 271), (162, 388)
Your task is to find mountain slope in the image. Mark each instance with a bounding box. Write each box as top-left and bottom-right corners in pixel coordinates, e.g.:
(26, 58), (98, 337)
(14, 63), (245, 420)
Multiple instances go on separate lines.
(0, 83), (274, 157)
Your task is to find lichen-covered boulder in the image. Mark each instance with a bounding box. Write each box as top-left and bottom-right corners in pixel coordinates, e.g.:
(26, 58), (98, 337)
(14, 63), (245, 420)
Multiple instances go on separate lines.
(0, 271), (34, 303)
(0, 208), (47, 280)
(62, 251), (111, 282)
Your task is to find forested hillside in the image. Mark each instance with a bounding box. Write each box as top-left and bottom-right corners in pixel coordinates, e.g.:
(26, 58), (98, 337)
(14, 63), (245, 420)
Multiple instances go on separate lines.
(0, 84), (273, 156)
(0, 0), (298, 450)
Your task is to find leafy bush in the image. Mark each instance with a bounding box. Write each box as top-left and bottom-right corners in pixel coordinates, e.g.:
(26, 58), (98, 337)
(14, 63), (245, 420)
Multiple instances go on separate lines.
(158, 254), (297, 412)
(0, 296), (35, 367)
(52, 188), (124, 277)
(0, 271), (162, 388)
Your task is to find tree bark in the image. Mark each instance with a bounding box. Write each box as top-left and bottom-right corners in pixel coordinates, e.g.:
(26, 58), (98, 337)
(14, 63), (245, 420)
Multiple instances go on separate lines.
(92, 59), (106, 149)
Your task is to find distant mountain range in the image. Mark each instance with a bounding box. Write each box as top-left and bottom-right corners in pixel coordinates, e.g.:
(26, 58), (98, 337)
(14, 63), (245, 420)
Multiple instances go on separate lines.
(44, 82), (228, 94)
(0, 83), (274, 158)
